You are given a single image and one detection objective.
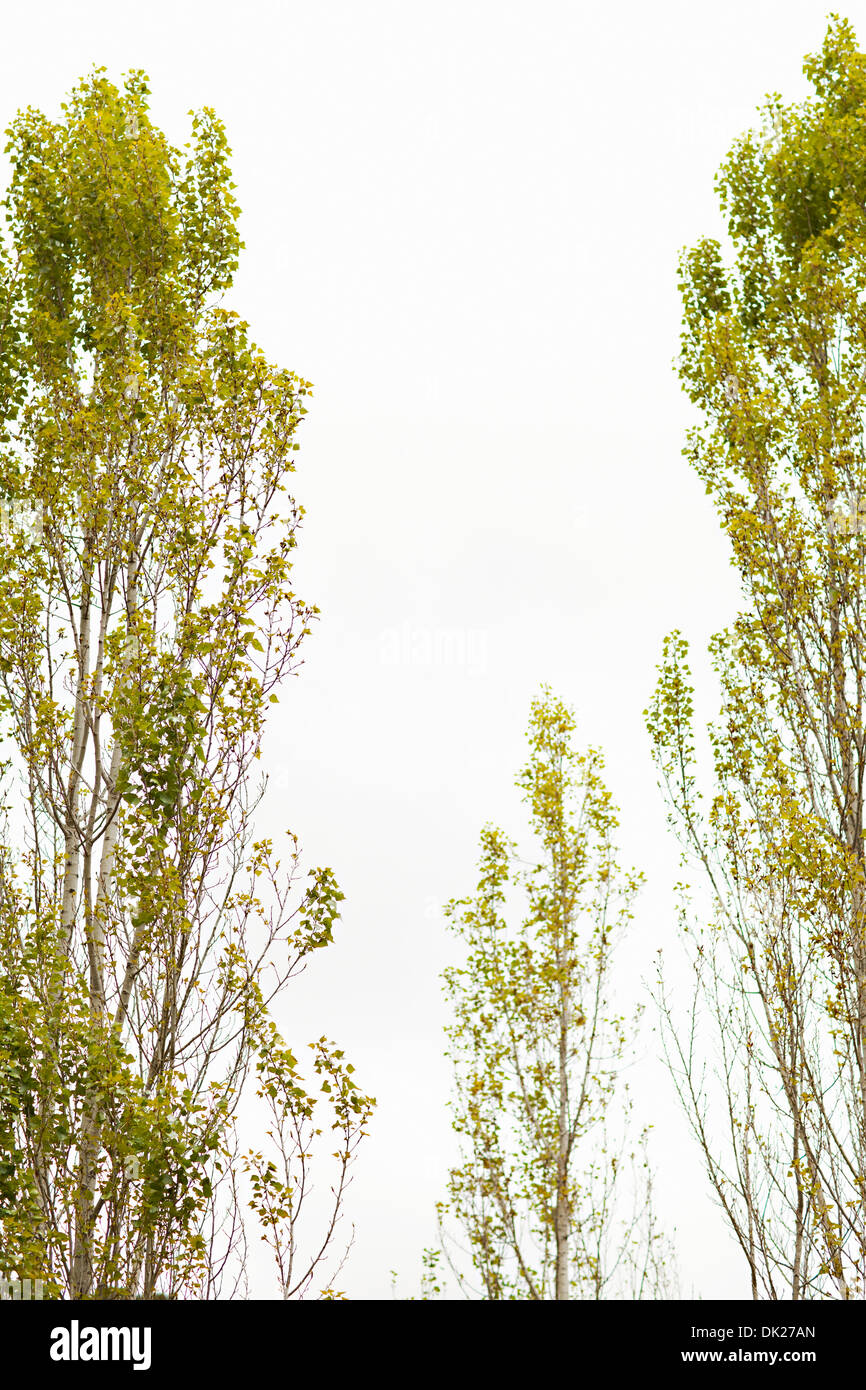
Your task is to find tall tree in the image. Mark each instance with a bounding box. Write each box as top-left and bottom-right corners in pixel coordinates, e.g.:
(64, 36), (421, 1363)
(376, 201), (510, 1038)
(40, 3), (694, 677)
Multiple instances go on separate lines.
(647, 17), (866, 1300)
(436, 688), (673, 1299)
(0, 69), (373, 1300)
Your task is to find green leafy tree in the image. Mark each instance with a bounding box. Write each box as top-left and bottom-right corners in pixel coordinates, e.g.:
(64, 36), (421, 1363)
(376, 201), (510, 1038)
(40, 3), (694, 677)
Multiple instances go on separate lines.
(0, 70), (373, 1299)
(435, 688), (674, 1299)
(647, 16), (866, 1299)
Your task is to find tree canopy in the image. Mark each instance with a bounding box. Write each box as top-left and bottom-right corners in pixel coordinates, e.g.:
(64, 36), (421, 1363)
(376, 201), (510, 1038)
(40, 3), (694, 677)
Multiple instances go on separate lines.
(0, 69), (372, 1299)
(648, 15), (866, 1299)
(437, 688), (673, 1299)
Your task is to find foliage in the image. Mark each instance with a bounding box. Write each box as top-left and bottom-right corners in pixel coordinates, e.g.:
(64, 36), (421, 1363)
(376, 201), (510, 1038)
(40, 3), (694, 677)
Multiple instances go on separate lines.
(647, 15), (866, 1299)
(0, 69), (373, 1298)
(436, 688), (674, 1299)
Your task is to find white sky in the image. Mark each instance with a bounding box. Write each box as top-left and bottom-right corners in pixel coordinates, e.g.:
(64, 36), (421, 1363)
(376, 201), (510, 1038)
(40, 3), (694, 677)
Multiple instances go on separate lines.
(0, 0), (851, 1299)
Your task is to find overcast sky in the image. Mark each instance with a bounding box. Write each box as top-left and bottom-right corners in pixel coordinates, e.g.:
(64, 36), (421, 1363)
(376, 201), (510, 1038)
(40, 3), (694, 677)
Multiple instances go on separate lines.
(1, 0), (854, 1299)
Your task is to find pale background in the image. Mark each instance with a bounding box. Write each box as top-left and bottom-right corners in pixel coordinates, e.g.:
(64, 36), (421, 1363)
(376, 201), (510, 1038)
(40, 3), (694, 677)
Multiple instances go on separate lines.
(0, 0), (848, 1299)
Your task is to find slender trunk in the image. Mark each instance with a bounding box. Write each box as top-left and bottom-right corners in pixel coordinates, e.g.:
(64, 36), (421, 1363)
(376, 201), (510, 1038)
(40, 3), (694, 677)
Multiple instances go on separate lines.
(71, 542), (134, 1298)
(742, 1079), (759, 1301)
(71, 1097), (100, 1297)
(61, 549), (94, 952)
(831, 569), (866, 1294)
(554, 838), (570, 1300)
(554, 989), (569, 1299)
(791, 1124), (804, 1299)
(775, 1042), (850, 1299)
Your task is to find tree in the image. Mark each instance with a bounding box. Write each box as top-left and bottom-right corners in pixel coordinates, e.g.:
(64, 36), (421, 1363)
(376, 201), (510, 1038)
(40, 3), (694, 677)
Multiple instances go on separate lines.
(435, 688), (674, 1299)
(646, 16), (866, 1300)
(0, 69), (373, 1300)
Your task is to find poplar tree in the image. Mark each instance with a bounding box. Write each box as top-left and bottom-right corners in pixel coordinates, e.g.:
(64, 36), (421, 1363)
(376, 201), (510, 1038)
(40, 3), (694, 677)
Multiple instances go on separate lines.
(437, 689), (673, 1299)
(0, 70), (373, 1299)
(647, 17), (866, 1299)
